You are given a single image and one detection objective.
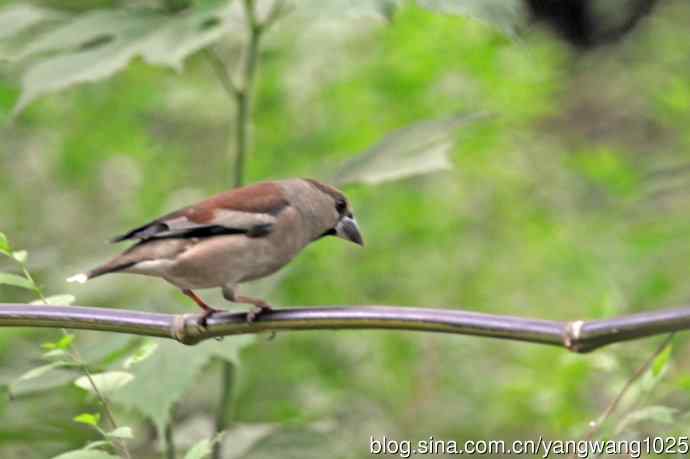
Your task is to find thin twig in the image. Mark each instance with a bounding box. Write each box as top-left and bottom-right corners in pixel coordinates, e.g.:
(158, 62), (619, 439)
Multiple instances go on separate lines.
(205, 48), (240, 100)
(165, 420), (176, 459)
(573, 333), (675, 456)
(213, 362), (235, 455)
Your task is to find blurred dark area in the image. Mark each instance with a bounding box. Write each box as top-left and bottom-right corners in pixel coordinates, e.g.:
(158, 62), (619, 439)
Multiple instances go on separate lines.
(526, 0), (660, 49)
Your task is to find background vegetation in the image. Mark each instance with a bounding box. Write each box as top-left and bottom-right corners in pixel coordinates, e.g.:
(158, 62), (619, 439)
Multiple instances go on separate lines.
(1, 0), (690, 457)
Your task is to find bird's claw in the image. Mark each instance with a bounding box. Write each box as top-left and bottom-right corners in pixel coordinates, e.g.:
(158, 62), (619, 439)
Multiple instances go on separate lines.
(197, 307), (225, 328)
(246, 304), (272, 323)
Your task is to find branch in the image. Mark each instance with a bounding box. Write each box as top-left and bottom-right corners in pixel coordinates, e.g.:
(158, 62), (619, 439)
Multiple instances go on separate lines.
(1, 304), (689, 353)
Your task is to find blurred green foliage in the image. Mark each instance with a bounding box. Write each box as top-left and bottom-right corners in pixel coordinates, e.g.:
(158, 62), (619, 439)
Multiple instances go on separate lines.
(2, 0), (690, 457)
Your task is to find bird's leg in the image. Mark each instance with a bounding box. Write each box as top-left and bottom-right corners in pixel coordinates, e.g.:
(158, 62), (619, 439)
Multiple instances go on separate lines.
(181, 289), (224, 327)
(222, 286), (273, 323)
(237, 295), (273, 322)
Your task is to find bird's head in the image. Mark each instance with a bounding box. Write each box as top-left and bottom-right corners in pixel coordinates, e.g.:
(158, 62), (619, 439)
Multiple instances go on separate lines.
(301, 178), (364, 247)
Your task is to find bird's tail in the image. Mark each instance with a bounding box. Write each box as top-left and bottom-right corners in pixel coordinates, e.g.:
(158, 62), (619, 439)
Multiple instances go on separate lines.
(66, 261), (136, 284)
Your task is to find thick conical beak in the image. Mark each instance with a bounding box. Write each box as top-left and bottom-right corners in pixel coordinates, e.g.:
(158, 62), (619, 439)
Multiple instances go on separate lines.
(335, 216), (364, 246)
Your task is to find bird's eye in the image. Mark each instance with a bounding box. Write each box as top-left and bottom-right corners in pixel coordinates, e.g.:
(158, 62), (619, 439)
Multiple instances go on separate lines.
(335, 199), (347, 214)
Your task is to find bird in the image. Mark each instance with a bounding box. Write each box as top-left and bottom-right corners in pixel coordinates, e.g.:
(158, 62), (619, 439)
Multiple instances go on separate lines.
(67, 178), (364, 325)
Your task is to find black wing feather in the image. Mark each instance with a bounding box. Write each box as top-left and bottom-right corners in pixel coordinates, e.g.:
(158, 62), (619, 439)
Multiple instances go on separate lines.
(111, 223), (273, 243)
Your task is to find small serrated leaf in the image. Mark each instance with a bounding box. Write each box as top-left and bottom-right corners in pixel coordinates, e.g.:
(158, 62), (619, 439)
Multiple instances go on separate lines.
(51, 449), (119, 459)
(652, 344), (672, 377)
(12, 4), (235, 114)
(74, 413), (101, 427)
(43, 349), (68, 359)
(74, 371), (134, 395)
(0, 232), (9, 255)
(184, 439), (213, 459)
(83, 441), (112, 451)
(15, 361), (68, 383)
(107, 426), (133, 439)
(122, 341), (158, 369)
(12, 250), (27, 263)
(0, 272), (34, 290)
(0, 4), (64, 41)
(41, 340), (58, 350)
(42, 334), (74, 351)
(56, 334), (75, 349)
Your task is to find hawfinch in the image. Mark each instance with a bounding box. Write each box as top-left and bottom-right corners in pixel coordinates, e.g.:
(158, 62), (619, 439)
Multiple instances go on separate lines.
(67, 178), (363, 323)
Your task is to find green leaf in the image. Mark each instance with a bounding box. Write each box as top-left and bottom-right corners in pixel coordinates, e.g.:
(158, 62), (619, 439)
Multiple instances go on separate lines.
(0, 272), (34, 290)
(31, 294), (76, 305)
(111, 342), (206, 439)
(184, 431), (225, 459)
(83, 441), (112, 451)
(122, 341), (158, 369)
(416, 0), (525, 35)
(184, 439), (213, 459)
(42, 340), (58, 350)
(333, 112), (489, 186)
(56, 333), (76, 349)
(0, 4), (64, 41)
(106, 426), (133, 439)
(42, 334), (75, 350)
(15, 361), (68, 383)
(652, 343), (672, 377)
(112, 337), (253, 439)
(42, 349), (68, 359)
(11, 2), (235, 114)
(15, 9), (156, 59)
(74, 371), (134, 394)
(0, 232), (9, 255)
(11, 250), (27, 263)
(74, 413), (101, 427)
(616, 405), (676, 433)
(51, 450), (119, 459)
(83, 440), (113, 450)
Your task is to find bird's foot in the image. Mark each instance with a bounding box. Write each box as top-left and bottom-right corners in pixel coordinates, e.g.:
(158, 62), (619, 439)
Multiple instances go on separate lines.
(181, 289), (226, 328)
(234, 295), (273, 323)
(198, 306), (225, 328)
(246, 303), (273, 323)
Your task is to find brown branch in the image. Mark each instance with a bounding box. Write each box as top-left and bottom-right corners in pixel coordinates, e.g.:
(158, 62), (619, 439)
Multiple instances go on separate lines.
(1, 304), (690, 353)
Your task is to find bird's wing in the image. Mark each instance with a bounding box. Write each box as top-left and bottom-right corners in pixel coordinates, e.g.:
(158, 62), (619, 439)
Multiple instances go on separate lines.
(111, 182), (289, 242)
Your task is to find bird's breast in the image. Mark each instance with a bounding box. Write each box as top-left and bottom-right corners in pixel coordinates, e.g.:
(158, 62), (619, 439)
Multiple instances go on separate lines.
(166, 232), (305, 289)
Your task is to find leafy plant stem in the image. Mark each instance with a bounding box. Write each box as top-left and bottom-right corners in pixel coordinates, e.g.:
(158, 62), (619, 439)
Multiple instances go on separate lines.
(572, 333), (675, 456)
(233, 0), (262, 188)
(209, 1), (285, 458)
(19, 260), (131, 459)
(213, 362), (235, 458)
(165, 420), (176, 459)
